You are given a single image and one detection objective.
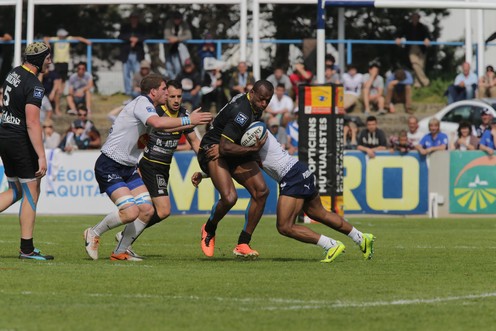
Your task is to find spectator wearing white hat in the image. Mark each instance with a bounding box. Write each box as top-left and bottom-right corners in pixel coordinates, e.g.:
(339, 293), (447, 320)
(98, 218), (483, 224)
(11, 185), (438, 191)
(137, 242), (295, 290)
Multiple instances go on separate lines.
(131, 60), (153, 98)
(44, 28), (92, 95)
(267, 117), (288, 148)
(474, 107), (493, 139)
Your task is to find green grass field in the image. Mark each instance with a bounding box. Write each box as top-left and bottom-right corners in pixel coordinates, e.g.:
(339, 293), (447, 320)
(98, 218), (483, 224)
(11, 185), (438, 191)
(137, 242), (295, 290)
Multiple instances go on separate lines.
(0, 215), (495, 331)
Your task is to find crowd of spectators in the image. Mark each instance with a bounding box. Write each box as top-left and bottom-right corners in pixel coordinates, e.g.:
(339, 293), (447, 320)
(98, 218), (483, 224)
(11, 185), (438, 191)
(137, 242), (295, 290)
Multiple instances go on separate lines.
(341, 111), (496, 158)
(3, 9), (496, 159)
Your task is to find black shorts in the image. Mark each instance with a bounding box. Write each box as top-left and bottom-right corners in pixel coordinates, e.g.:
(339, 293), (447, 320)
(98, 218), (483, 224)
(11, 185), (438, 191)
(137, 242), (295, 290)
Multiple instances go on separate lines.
(198, 146), (258, 176)
(0, 137), (38, 178)
(54, 62), (69, 82)
(138, 157), (170, 198)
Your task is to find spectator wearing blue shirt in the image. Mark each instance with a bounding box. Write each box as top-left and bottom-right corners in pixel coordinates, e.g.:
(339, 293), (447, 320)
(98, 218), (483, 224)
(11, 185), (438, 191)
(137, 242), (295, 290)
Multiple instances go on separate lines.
(286, 110), (299, 155)
(447, 62), (478, 104)
(385, 68), (413, 114)
(478, 118), (496, 155)
(416, 118), (448, 155)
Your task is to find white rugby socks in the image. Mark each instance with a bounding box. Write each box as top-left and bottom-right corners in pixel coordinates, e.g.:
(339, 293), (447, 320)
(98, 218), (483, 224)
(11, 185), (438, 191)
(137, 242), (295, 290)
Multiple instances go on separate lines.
(317, 235), (337, 250)
(348, 227), (364, 245)
(114, 219), (147, 254)
(92, 210), (123, 237)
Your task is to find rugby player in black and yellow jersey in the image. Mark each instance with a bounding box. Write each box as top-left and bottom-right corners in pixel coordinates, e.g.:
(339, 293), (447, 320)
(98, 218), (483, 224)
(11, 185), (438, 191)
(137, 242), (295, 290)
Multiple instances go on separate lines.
(0, 42), (54, 260)
(197, 79), (274, 258)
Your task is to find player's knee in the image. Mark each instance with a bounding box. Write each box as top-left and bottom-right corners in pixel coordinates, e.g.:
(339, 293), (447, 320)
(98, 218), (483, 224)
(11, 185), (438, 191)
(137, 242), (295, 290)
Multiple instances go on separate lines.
(120, 205), (140, 223)
(156, 207), (171, 220)
(253, 185), (269, 202)
(138, 203), (155, 220)
(135, 192), (154, 219)
(276, 222), (293, 237)
(222, 191), (238, 208)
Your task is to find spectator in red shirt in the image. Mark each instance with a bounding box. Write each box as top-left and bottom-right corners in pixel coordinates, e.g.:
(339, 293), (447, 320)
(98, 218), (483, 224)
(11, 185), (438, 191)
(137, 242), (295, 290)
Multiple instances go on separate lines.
(289, 62), (313, 99)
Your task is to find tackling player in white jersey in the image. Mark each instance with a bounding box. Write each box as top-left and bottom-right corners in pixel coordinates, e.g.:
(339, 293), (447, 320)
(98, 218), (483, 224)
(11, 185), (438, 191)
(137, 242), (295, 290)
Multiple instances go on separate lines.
(192, 133), (375, 263)
(84, 74), (212, 261)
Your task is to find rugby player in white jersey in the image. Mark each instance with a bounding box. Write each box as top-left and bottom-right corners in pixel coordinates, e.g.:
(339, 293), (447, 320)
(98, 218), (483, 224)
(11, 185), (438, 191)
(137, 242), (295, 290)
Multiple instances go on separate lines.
(192, 133), (375, 262)
(83, 74), (212, 261)
(114, 79), (202, 257)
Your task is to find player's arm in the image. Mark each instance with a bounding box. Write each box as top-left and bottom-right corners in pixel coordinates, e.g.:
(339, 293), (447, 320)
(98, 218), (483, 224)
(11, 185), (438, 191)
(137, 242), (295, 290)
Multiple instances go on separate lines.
(186, 130), (201, 154)
(219, 134), (267, 156)
(147, 108), (211, 131)
(26, 104), (47, 177)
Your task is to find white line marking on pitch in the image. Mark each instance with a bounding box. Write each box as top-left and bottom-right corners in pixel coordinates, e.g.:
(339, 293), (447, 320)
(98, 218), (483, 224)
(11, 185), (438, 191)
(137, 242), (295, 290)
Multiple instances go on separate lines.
(86, 291), (496, 311)
(245, 292), (496, 311)
(4, 290), (496, 311)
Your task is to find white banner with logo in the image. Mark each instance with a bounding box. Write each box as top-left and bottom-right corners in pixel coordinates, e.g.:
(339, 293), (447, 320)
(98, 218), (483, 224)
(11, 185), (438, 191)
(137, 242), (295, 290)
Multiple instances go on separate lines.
(0, 149), (115, 215)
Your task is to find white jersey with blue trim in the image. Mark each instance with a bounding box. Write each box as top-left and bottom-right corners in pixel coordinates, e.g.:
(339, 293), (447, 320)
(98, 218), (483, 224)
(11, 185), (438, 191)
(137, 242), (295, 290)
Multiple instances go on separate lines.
(101, 95), (158, 166)
(259, 133), (298, 183)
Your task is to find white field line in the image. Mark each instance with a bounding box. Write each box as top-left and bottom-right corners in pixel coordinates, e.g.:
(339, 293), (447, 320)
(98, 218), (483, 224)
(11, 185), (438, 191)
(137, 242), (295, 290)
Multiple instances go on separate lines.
(3, 290), (495, 311)
(248, 292), (496, 311)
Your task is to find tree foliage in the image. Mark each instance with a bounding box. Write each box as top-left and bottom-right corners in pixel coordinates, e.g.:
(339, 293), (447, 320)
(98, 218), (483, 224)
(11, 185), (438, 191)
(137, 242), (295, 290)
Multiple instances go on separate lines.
(0, 4), (458, 80)
(269, 5), (455, 79)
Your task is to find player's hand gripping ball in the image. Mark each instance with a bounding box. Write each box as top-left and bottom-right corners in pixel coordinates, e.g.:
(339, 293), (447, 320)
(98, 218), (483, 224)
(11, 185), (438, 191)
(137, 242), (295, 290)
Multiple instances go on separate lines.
(240, 121), (268, 147)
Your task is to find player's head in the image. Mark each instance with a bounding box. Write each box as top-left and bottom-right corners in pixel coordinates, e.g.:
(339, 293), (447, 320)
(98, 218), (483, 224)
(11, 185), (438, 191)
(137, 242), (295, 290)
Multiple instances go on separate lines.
(141, 73), (167, 105)
(249, 80), (274, 114)
(24, 41), (51, 73)
(165, 79), (183, 113)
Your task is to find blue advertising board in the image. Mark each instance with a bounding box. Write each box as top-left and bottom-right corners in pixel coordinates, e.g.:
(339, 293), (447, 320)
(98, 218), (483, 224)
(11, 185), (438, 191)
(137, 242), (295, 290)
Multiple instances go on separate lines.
(343, 151), (428, 214)
(169, 151), (279, 215)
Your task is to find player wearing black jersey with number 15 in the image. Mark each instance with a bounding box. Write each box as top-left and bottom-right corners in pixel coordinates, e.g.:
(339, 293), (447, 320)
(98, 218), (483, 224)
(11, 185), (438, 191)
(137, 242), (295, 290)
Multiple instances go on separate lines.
(198, 79), (274, 258)
(0, 42), (54, 260)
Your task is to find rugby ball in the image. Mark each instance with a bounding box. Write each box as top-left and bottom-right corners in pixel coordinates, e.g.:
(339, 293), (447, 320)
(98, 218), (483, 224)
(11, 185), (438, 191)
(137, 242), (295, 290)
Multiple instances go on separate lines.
(240, 121), (268, 147)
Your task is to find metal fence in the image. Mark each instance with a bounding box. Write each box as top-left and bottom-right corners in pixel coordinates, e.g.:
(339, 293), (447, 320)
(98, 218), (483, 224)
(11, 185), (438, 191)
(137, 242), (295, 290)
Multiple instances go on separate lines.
(1, 38), (492, 95)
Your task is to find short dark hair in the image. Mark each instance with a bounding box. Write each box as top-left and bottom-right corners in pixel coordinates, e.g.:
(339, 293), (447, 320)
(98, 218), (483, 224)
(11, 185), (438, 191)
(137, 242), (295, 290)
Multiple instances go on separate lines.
(276, 83), (285, 89)
(394, 69), (406, 81)
(166, 79), (182, 90)
(77, 61), (86, 69)
(77, 103), (88, 112)
(325, 54), (335, 63)
(366, 115), (377, 123)
(252, 80), (274, 94)
(140, 73), (166, 95)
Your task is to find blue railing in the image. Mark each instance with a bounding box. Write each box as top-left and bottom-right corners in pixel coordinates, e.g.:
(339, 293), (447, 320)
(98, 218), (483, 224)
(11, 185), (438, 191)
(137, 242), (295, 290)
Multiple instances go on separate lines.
(1, 38), (491, 75)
